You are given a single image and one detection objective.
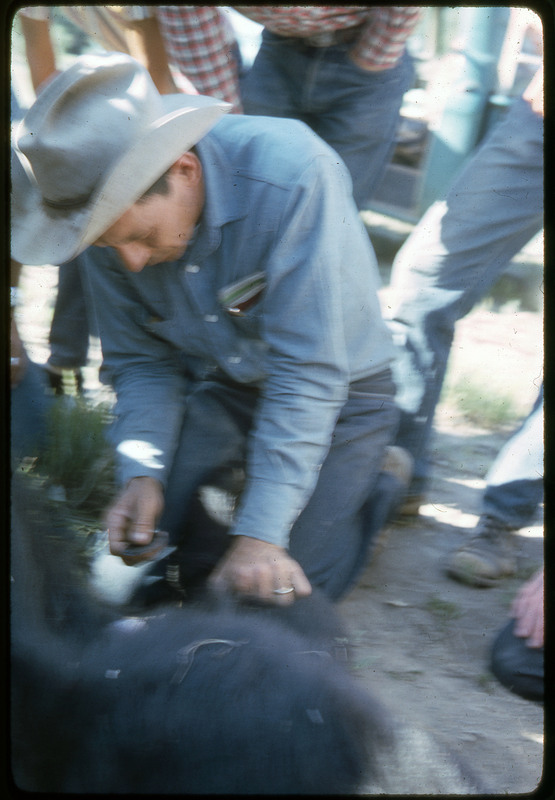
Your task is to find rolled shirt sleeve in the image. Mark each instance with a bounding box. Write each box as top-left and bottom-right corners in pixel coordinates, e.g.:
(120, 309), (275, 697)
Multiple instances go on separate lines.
(231, 155), (354, 544)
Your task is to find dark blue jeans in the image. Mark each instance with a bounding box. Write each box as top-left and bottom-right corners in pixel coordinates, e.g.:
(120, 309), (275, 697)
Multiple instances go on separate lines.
(490, 619), (543, 703)
(240, 30), (414, 209)
(11, 359), (54, 468)
(482, 386), (543, 527)
(48, 259), (94, 370)
(158, 370), (399, 600)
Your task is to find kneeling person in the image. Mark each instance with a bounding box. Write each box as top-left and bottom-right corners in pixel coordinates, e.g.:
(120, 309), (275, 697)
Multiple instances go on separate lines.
(12, 53), (400, 605)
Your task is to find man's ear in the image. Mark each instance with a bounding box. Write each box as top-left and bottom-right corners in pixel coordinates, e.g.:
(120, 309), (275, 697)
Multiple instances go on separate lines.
(171, 152), (203, 185)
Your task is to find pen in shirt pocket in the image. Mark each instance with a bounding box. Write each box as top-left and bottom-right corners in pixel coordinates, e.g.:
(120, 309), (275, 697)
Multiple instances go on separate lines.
(218, 271), (266, 316)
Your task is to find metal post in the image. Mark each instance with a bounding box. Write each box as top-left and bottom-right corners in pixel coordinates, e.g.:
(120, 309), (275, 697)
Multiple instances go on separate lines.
(416, 7), (510, 214)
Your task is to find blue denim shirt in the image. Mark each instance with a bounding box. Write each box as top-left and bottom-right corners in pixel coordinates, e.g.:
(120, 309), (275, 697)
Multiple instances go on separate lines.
(81, 115), (394, 547)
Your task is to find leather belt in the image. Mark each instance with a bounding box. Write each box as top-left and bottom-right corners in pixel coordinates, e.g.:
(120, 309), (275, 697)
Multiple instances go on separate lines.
(280, 25), (363, 49)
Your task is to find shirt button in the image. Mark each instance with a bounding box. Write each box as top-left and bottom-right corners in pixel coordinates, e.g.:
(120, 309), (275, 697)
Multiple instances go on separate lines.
(227, 356), (242, 364)
(204, 314), (219, 322)
(185, 264), (200, 273)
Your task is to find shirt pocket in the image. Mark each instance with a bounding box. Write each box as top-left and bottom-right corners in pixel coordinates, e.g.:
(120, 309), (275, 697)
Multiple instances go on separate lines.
(218, 271), (266, 336)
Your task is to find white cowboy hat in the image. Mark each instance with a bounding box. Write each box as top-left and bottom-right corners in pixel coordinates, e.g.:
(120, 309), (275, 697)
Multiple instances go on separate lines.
(11, 52), (231, 266)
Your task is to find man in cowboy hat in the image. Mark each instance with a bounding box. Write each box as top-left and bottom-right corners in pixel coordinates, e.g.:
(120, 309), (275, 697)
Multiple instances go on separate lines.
(12, 52), (405, 606)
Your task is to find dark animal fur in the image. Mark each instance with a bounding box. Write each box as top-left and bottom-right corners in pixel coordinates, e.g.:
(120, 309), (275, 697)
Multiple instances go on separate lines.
(10, 477), (487, 794)
(10, 477), (392, 794)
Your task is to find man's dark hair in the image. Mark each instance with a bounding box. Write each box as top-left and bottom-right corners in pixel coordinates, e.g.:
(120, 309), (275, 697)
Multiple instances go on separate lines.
(139, 148), (198, 201)
(140, 168), (171, 201)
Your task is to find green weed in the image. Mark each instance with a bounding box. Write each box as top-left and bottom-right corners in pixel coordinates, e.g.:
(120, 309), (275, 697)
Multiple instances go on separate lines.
(441, 375), (521, 429)
(424, 596), (462, 623)
(476, 672), (496, 692)
(31, 397), (116, 515)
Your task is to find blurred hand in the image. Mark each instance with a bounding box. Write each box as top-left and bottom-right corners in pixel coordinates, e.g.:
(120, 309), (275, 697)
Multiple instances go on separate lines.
(511, 568), (544, 648)
(105, 476), (165, 565)
(209, 535), (312, 606)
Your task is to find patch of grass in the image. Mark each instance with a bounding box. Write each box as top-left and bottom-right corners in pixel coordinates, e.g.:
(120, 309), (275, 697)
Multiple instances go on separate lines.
(441, 374), (521, 429)
(31, 397), (116, 515)
(424, 596), (462, 623)
(476, 672), (496, 692)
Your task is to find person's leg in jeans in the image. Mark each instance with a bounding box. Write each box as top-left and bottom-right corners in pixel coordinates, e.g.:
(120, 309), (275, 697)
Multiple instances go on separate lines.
(287, 371), (400, 599)
(126, 376), (256, 605)
(134, 371), (400, 603)
(158, 378), (258, 589)
(241, 31), (414, 208)
(446, 388), (543, 586)
(305, 47), (414, 209)
(47, 258), (93, 394)
(481, 387), (544, 527)
(490, 618), (543, 702)
(388, 97), (543, 504)
(11, 359), (55, 468)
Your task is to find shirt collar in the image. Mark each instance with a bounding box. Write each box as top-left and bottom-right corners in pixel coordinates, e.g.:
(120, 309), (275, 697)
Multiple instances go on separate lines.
(195, 126), (248, 230)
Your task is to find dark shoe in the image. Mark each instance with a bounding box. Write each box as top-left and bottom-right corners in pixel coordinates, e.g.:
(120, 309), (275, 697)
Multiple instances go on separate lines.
(446, 516), (518, 587)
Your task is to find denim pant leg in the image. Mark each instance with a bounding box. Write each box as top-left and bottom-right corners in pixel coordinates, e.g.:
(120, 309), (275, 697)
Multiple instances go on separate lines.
(388, 97), (544, 492)
(481, 387), (544, 527)
(490, 619), (543, 702)
(241, 31), (414, 209)
(159, 371), (398, 598)
(308, 48), (414, 209)
(287, 371), (399, 600)
(11, 359), (55, 467)
(158, 378), (258, 567)
(48, 258), (92, 369)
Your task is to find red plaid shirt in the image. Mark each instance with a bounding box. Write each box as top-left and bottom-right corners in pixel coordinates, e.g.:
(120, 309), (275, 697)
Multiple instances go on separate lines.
(234, 6), (421, 69)
(152, 6), (243, 111)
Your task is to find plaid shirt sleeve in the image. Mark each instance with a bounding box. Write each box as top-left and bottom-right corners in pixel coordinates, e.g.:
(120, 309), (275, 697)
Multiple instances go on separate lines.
(154, 6), (243, 112)
(235, 6), (420, 69)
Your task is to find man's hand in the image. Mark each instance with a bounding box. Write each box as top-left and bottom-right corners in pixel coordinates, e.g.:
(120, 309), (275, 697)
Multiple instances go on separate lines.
(511, 568), (544, 648)
(209, 536), (312, 606)
(105, 476), (165, 565)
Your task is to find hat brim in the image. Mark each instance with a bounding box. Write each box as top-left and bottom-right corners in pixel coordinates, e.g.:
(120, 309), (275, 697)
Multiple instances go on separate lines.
(11, 94), (229, 266)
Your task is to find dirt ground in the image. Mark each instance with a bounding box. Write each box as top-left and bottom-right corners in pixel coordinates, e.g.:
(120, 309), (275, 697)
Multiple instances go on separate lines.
(14, 260), (544, 795)
(340, 423), (544, 794)
(342, 273), (544, 793)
